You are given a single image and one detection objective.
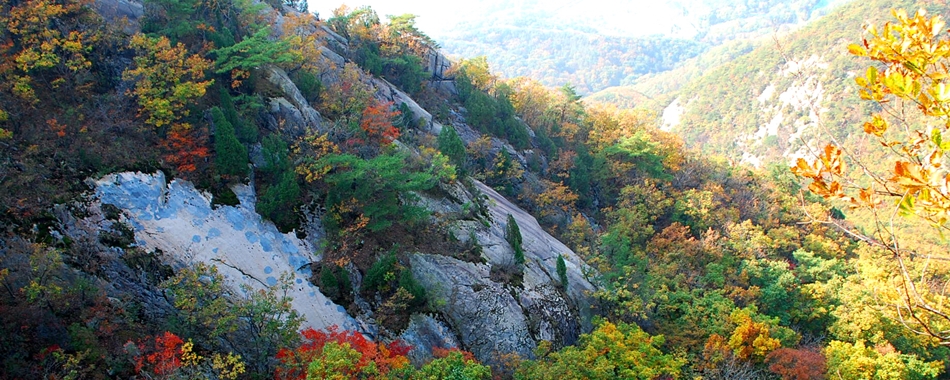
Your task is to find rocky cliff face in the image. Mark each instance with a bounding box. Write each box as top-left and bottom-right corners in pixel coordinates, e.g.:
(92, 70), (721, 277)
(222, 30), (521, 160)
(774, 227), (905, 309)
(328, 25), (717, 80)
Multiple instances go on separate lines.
(73, 3), (598, 365)
(87, 163), (599, 358)
(410, 180), (596, 363)
(88, 169), (597, 364)
(92, 172), (359, 331)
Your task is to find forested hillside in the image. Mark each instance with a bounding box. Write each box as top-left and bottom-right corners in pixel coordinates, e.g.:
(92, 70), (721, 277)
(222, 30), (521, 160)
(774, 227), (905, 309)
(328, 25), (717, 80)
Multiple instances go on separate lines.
(437, 0), (849, 94)
(626, 0), (929, 167)
(0, 0), (947, 379)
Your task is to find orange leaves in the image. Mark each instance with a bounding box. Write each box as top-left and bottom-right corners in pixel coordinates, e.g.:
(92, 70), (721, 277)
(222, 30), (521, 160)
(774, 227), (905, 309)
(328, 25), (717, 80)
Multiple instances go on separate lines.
(359, 99), (400, 145)
(281, 12), (327, 74)
(793, 6), (950, 348)
(46, 118), (66, 138)
(766, 348), (827, 380)
(432, 347), (477, 362)
(817, 144), (845, 176)
(161, 124), (210, 174)
(791, 144), (846, 200)
(726, 309), (780, 362)
(536, 180), (579, 218)
(862, 114), (888, 136)
(891, 160), (931, 190)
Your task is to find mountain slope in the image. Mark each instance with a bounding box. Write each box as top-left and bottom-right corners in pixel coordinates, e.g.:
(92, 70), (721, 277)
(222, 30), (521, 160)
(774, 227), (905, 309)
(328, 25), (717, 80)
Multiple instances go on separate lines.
(437, 0), (850, 94)
(652, 0), (930, 166)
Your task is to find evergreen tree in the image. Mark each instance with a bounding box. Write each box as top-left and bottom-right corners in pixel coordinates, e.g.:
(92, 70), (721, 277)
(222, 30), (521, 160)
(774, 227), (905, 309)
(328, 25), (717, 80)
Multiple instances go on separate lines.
(257, 170), (301, 232)
(437, 125), (466, 167)
(260, 134), (291, 177)
(316, 152), (442, 232)
(569, 144), (594, 208)
(557, 254), (568, 288)
(212, 107), (248, 178)
(219, 86), (258, 144)
(505, 214), (524, 265)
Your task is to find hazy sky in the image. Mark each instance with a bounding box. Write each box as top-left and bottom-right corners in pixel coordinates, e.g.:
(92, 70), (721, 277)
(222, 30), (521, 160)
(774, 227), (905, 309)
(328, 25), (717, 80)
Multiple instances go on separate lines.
(308, 1), (468, 37)
(306, 1), (696, 40)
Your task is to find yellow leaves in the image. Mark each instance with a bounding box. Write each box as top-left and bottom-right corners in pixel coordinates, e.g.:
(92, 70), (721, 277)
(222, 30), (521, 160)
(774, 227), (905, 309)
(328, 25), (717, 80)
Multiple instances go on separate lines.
(930, 82), (950, 103)
(537, 180), (579, 218)
(791, 144), (846, 200)
(178, 339), (246, 380)
(727, 309), (781, 362)
(803, 7), (950, 346)
(792, 158), (817, 178)
(882, 69), (919, 98)
(891, 160), (930, 190)
(281, 12), (327, 73)
(928, 147), (944, 168)
(181, 340), (201, 367)
(1, 0), (93, 95)
(863, 114), (888, 136)
(293, 132), (340, 183)
(209, 351), (246, 380)
(123, 34), (213, 128)
(848, 43), (867, 57)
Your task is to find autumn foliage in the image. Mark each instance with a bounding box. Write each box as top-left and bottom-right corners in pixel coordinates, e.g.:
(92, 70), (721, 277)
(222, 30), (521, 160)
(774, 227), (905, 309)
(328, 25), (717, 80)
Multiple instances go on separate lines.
(130, 331), (185, 376)
(123, 33), (213, 129)
(766, 348), (827, 380)
(274, 326), (411, 380)
(161, 124), (210, 174)
(359, 99), (401, 145)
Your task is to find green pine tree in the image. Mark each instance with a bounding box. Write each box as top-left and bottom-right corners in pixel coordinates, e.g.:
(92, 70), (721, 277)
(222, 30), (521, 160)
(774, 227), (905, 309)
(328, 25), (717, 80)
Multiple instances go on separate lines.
(212, 107), (248, 178)
(437, 125), (467, 167)
(219, 86), (258, 144)
(557, 254), (568, 288)
(506, 214), (524, 265)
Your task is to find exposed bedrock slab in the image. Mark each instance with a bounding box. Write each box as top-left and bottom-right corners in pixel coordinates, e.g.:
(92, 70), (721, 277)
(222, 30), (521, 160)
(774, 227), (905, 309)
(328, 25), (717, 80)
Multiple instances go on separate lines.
(411, 179), (597, 364)
(93, 171), (356, 331)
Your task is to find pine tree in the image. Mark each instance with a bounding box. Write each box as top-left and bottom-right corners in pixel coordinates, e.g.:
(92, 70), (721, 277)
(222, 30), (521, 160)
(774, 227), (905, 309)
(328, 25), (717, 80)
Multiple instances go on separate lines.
(257, 170), (301, 232)
(437, 125), (466, 167)
(505, 214), (524, 265)
(556, 254), (568, 288)
(219, 86), (258, 144)
(211, 107), (248, 178)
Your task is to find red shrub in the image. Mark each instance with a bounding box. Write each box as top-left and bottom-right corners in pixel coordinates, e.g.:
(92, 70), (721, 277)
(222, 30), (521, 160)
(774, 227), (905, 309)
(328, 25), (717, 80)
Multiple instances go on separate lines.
(766, 348), (826, 380)
(132, 331), (184, 376)
(275, 326), (411, 380)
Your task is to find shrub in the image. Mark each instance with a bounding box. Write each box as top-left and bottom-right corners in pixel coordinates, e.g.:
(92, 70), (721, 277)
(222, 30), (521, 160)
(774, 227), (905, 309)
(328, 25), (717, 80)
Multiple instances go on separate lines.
(363, 253), (397, 292)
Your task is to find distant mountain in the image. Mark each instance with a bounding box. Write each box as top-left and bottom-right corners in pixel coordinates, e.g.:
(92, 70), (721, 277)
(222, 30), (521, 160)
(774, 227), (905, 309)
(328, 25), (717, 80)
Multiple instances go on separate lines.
(435, 0), (851, 94)
(639, 0), (935, 167)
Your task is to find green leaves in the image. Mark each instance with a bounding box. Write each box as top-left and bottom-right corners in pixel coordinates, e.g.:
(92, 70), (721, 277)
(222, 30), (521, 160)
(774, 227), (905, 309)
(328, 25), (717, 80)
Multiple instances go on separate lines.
(437, 125), (467, 168)
(518, 321), (686, 380)
(211, 107), (248, 179)
(505, 214), (524, 265)
(212, 28), (298, 74)
(318, 152), (442, 233)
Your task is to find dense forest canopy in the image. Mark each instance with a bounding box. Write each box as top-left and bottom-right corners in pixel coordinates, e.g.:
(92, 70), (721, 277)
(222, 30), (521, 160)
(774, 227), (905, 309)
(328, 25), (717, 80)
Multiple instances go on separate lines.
(0, 0), (947, 379)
